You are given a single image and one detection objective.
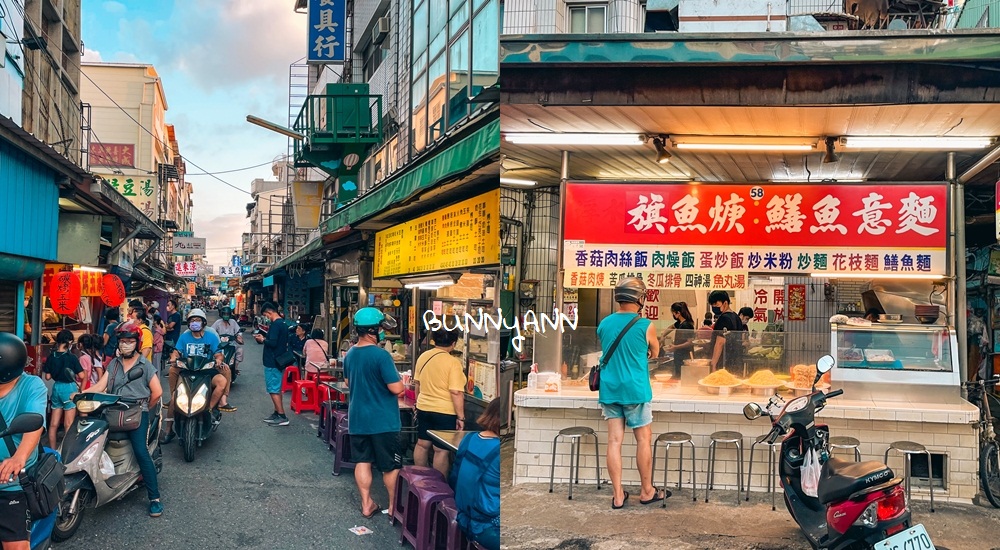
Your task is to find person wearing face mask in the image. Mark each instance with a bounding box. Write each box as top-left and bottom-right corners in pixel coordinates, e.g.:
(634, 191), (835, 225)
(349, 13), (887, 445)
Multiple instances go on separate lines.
(87, 325), (163, 517)
(663, 302), (695, 378)
(210, 307), (242, 413)
(708, 290), (744, 371)
(253, 302), (290, 426)
(161, 309), (228, 443)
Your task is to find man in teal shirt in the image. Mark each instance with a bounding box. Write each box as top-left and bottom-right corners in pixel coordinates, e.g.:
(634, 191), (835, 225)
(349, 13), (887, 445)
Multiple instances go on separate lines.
(596, 277), (665, 509)
(0, 332), (47, 547)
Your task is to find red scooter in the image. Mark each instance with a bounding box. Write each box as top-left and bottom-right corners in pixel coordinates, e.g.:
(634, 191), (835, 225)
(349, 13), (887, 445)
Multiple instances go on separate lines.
(743, 355), (934, 550)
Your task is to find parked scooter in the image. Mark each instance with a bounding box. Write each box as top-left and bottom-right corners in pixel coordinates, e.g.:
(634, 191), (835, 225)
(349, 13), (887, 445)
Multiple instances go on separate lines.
(0, 413), (59, 550)
(743, 355), (931, 550)
(172, 354), (221, 462)
(52, 369), (163, 542)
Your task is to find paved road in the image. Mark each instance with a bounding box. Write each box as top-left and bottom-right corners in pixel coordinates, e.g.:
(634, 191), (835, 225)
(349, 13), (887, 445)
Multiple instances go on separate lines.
(56, 312), (400, 549)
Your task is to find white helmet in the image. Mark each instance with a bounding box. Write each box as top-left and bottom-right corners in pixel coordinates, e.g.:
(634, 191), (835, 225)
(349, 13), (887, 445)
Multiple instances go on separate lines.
(187, 308), (208, 322)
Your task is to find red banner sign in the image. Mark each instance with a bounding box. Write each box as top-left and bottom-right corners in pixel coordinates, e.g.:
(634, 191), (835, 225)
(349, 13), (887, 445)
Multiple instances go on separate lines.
(48, 271), (81, 315)
(89, 143), (135, 168)
(101, 274), (126, 307)
(563, 183), (948, 277)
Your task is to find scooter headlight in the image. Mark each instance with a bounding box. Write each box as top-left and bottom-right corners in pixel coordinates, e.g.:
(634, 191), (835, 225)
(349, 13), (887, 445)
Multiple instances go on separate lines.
(190, 385), (209, 413)
(65, 439), (103, 475)
(175, 384), (190, 414)
(76, 400), (100, 414)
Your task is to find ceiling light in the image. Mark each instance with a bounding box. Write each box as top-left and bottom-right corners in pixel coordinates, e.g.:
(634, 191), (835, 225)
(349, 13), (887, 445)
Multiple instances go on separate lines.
(671, 136), (818, 152)
(841, 136), (994, 150)
(502, 133), (645, 146)
(809, 273), (946, 280)
(75, 266), (107, 273)
(500, 177), (537, 187)
(652, 136), (671, 164)
(822, 137), (840, 164)
(404, 281), (456, 290)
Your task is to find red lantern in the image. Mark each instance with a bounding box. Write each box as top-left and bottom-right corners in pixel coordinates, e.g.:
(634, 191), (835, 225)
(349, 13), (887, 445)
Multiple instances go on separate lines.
(101, 274), (126, 307)
(48, 271), (81, 315)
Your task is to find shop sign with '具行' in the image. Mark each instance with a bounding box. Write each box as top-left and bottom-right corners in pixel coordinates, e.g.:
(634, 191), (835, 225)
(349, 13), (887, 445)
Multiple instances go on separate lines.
(562, 182), (947, 286)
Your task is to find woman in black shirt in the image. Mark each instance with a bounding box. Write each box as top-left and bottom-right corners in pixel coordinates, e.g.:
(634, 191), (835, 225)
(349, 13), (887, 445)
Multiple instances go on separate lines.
(664, 302), (696, 377)
(42, 329), (85, 449)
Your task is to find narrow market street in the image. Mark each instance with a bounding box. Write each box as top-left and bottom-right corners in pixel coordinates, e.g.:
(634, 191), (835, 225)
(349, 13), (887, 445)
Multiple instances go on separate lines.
(55, 312), (399, 549)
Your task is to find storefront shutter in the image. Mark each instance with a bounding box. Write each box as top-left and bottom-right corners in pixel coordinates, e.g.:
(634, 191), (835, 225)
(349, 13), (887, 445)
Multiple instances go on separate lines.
(0, 281), (16, 333)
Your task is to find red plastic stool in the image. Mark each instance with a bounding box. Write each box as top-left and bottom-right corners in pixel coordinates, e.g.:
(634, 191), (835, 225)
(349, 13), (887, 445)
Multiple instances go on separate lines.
(431, 498), (468, 550)
(400, 479), (454, 550)
(391, 466), (447, 527)
(318, 373), (336, 383)
(290, 380), (320, 414)
(281, 366), (300, 393)
(316, 383), (333, 404)
(332, 419), (356, 475)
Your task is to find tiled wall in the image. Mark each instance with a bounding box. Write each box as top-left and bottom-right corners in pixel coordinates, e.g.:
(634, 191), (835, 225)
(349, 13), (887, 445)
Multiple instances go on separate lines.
(514, 406), (979, 504)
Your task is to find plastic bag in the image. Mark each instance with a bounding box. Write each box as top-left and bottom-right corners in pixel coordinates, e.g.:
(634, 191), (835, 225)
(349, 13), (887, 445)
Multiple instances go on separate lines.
(98, 452), (116, 480)
(801, 448), (821, 498)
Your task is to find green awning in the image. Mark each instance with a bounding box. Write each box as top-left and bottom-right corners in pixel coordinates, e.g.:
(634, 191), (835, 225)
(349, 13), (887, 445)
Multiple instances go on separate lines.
(321, 117), (499, 234)
(264, 235), (325, 276)
(646, 0), (678, 10)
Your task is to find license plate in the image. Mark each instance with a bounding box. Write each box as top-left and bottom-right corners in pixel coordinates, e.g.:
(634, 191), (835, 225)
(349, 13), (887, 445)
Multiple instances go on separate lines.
(874, 524), (936, 550)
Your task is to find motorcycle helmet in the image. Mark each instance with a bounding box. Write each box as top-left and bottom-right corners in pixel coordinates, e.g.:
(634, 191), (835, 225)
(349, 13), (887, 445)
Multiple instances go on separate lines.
(0, 332), (27, 384)
(614, 277), (647, 307)
(353, 307), (397, 339)
(220, 306), (232, 319)
(187, 308), (208, 323)
(116, 323), (142, 342)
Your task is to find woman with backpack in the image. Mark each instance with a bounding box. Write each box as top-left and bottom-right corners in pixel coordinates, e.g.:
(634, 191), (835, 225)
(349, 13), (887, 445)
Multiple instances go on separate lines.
(78, 334), (104, 390)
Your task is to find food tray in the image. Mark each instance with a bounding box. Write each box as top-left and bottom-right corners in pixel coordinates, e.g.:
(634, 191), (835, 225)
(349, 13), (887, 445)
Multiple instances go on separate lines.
(863, 349), (896, 364)
(791, 383), (831, 397)
(698, 380), (743, 395)
(746, 383), (782, 396)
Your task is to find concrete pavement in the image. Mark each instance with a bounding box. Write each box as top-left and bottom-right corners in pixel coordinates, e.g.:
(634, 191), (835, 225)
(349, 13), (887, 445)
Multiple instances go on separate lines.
(56, 314), (401, 549)
(500, 439), (1000, 550)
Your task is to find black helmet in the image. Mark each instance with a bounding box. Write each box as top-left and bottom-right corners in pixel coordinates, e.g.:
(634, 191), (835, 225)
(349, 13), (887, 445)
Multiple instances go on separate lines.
(0, 332), (27, 384)
(614, 277), (646, 306)
(220, 306), (232, 316)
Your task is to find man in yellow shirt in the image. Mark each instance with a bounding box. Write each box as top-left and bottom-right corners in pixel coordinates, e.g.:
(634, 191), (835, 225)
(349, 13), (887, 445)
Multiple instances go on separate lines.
(413, 327), (467, 476)
(128, 300), (155, 361)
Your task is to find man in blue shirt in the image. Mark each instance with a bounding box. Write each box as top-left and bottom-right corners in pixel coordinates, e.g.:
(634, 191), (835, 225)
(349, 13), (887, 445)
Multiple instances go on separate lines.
(162, 309), (228, 443)
(343, 307), (404, 519)
(0, 332), (47, 546)
(253, 303), (290, 426)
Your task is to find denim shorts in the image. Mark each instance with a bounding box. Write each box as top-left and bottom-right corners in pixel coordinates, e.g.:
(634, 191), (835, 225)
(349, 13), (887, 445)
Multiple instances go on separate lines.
(264, 367), (283, 394)
(51, 382), (78, 410)
(600, 402), (652, 429)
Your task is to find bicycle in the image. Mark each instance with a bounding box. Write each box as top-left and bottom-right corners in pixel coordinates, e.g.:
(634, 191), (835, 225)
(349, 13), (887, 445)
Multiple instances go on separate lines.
(964, 376), (1000, 507)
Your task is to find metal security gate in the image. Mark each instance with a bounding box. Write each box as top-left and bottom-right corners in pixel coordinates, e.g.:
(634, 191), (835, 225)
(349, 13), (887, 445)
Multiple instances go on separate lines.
(0, 281), (17, 334)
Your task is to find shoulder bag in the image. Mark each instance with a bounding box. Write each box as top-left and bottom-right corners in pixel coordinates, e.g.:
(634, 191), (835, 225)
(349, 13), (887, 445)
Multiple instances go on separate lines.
(103, 358), (144, 432)
(589, 315), (642, 392)
(0, 410), (66, 519)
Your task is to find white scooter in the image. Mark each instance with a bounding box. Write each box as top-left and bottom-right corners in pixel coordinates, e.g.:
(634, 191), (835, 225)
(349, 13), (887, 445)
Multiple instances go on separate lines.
(52, 367), (162, 541)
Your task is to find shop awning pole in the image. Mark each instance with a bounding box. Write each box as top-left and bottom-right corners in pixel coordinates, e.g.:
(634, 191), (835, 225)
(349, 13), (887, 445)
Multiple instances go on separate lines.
(554, 151), (570, 373)
(949, 152), (970, 380)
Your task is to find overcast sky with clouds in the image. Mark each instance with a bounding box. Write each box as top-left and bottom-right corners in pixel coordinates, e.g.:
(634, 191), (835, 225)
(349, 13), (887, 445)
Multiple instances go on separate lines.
(82, 0), (307, 268)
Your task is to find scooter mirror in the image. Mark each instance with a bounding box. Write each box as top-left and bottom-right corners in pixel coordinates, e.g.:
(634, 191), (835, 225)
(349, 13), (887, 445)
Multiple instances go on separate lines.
(817, 355), (835, 374)
(0, 413), (44, 438)
(743, 403), (763, 420)
(127, 367), (145, 381)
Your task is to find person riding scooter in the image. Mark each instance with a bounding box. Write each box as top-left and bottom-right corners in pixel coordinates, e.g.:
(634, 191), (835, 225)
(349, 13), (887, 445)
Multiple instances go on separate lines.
(211, 307), (242, 409)
(161, 310), (228, 444)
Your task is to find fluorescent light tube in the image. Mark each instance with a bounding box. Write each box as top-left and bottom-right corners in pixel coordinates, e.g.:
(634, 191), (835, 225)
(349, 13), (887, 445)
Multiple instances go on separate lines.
(809, 273), (946, 280)
(76, 266), (107, 273)
(674, 143), (815, 152)
(500, 177), (537, 187)
(503, 133), (645, 146)
(841, 136), (993, 150)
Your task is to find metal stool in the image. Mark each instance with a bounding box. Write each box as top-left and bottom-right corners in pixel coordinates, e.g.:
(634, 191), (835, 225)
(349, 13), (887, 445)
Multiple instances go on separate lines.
(548, 426), (601, 500)
(884, 441), (935, 512)
(745, 434), (780, 510)
(652, 432), (698, 504)
(705, 430), (744, 505)
(830, 436), (862, 462)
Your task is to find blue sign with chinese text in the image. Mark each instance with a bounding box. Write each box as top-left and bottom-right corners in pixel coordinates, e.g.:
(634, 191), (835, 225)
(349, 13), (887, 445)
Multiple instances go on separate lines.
(308, 0), (347, 63)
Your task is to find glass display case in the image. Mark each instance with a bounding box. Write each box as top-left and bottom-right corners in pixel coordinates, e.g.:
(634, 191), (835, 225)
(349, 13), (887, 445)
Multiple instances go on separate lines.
(830, 323), (960, 386)
(435, 298), (499, 404)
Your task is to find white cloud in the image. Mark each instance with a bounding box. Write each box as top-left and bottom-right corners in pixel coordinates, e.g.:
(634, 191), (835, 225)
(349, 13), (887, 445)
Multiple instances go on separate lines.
(82, 47), (102, 61)
(102, 1), (126, 14)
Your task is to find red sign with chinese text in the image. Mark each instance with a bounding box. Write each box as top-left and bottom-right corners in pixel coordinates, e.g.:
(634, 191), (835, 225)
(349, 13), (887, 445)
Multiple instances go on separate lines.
(48, 271), (81, 315)
(89, 143), (135, 168)
(565, 183), (947, 249)
(101, 274), (126, 307)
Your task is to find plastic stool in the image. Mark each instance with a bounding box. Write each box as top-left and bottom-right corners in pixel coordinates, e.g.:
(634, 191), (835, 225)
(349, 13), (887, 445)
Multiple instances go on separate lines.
(391, 466), (447, 527)
(548, 426), (601, 500)
(431, 497), (468, 550)
(332, 420), (356, 475)
(327, 409), (348, 452)
(290, 380), (320, 414)
(400, 479), (454, 550)
(830, 436), (862, 462)
(705, 430), (744, 505)
(745, 433), (781, 510)
(652, 432), (698, 503)
(316, 383), (333, 405)
(884, 441), (935, 512)
(318, 399), (332, 440)
(281, 365), (301, 393)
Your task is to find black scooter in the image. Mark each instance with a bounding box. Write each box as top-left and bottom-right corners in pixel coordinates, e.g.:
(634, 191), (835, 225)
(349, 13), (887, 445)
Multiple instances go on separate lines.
(217, 331), (241, 385)
(171, 355), (220, 462)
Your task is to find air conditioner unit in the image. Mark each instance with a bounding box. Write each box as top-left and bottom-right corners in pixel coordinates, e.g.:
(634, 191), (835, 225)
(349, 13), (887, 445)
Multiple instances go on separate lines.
(373, 16), (390, 45)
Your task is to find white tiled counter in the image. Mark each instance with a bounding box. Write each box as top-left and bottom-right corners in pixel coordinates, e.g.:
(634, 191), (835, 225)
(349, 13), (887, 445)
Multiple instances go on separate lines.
(513, 382), (981, 504)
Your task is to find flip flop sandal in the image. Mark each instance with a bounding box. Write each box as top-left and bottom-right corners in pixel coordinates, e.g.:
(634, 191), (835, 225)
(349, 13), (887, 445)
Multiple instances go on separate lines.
(612, 491), (629, 509)
(640, 488), (671, 505)
(362, 503), (381, 519)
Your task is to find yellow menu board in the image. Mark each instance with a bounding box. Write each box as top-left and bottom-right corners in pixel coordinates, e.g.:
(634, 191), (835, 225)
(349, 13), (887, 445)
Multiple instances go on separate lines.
(374, 189), (500, 278)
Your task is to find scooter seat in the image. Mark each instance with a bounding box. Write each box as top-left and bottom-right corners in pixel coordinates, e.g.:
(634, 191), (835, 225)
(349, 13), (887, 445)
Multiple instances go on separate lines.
(108, 431), (131, 441)
(817, 457), (894, 504)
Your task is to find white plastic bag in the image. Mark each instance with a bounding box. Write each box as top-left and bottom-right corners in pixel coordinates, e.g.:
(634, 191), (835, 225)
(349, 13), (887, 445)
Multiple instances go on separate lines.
(98, 451), (116, 480)
(801, 448), (821, 498)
